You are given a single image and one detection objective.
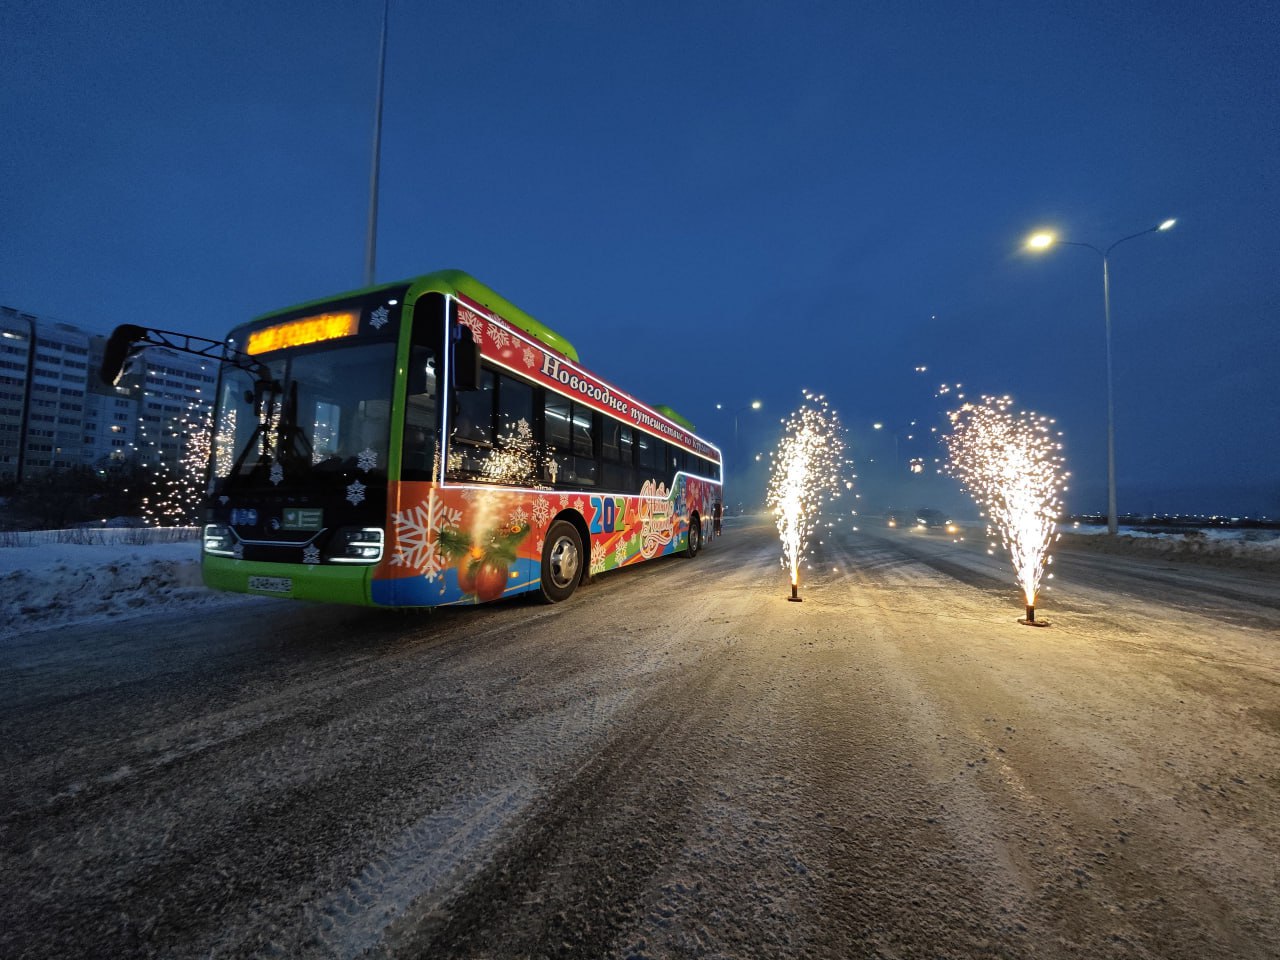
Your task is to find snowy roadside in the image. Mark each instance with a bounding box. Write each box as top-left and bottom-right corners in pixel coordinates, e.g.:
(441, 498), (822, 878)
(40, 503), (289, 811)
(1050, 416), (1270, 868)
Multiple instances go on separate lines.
(0, 531), (260, 632)
(3, 519), (1276, 634)
(1060, 523), (1280, 568)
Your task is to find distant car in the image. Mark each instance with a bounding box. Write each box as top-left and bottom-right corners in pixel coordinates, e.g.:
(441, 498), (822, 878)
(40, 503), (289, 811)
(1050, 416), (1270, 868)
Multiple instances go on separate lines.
(914, 509), (959, 534)
(885, 508), (904, 528)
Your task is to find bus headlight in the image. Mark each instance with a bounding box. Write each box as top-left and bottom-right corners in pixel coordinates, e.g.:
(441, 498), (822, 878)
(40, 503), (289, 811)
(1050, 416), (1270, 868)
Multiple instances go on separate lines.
(203, 524), (238, 557)
(326, 526), (384, 564)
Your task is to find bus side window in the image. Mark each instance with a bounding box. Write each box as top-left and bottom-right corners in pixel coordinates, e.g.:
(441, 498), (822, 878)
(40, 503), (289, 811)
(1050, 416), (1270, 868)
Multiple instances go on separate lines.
(452, 369), (495, 444)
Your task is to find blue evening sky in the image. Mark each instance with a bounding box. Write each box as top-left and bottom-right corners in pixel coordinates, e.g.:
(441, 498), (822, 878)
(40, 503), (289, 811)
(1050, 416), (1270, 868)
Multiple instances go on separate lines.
(4, 0), (1277, 515)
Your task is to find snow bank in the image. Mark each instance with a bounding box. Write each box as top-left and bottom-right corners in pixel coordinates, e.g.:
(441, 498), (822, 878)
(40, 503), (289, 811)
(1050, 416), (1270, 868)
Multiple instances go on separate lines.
(1060, 524), (1280, 568)
(1, 528), (252, 632)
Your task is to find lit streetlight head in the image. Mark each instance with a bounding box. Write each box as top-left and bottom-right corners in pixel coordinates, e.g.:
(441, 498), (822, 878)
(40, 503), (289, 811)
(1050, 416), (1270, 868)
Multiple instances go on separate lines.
(750, 400), (762, 410)
(1026, 231), (1056, 251)
(1158, 218), (1177, 231)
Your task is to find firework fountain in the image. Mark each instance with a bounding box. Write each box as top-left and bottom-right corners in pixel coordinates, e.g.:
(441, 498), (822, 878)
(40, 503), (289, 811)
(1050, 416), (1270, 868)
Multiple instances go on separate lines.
(766, 392), (848, 601)
(944, 395), (1067, 625)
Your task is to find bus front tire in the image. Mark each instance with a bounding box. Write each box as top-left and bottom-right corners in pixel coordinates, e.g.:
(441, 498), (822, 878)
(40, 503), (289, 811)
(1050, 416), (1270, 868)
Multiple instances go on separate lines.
(540, 521), (582, 603)
(685, 515), (701, 558)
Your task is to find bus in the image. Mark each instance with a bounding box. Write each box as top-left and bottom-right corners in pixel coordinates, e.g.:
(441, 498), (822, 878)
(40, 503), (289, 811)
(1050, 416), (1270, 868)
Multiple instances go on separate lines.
(102, 270), (723, 607)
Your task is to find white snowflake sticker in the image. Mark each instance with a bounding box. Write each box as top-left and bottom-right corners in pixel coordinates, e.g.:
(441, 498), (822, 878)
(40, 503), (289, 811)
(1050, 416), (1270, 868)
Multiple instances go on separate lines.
(269, 462), (284, 486)
(346, 480), (366, 505)
(303, 543), (320, 564)
(457, 307), (483, 339)
(487, 323), (511, 348)
(232, 543), (244, 560)
(369, 305), (389, 330)
(531, 499), (551, 527)
(523, 346), (537, 369)
(392, 495), (462, 582)
(357, 447), (378, 472)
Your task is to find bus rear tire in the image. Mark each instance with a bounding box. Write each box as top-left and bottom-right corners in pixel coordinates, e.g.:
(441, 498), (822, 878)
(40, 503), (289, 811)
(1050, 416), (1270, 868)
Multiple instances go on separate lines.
(540, 520), (582, 603)
(685, 514), (701, 558)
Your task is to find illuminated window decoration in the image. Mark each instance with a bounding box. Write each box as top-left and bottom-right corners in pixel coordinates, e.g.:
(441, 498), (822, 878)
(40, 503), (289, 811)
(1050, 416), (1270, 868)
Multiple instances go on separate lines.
(303, 543), (320, 565)
(369, 306), (389, 330)
(214, 408), (237, 478)
(357, 447), (378, 472)
(270, 461), (284, 486)
(767, 392), (849, 598)
(347, 479), (367, 506)
(246, 312), (359, 355)
(944, 395), (1067, 623)
(478, 418), (541, 486)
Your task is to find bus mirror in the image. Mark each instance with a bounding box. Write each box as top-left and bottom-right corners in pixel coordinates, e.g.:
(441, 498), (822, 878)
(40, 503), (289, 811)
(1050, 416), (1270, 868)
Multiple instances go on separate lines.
(453, 325), (481, 390)
(101, 323), (147, 385)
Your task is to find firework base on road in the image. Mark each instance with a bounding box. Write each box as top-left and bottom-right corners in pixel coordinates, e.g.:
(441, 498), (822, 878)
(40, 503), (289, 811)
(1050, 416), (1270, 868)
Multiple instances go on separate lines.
(1019, 604), (1051, 627)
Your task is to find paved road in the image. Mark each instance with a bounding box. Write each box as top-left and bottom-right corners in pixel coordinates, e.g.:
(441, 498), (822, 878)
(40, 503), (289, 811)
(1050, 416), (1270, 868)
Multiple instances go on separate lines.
(2, 519), (1277, 958)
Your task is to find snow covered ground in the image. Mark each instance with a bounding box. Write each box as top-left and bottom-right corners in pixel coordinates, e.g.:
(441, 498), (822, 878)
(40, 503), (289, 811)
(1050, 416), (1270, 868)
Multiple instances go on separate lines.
(0, 528), (257, 630)
(1, 520), (1276, 633)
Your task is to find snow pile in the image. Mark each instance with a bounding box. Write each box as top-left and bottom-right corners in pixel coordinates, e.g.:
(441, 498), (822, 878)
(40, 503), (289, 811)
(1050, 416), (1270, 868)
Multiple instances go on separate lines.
(1061, 525), (1280, 568)
(1, 530), (252, 631)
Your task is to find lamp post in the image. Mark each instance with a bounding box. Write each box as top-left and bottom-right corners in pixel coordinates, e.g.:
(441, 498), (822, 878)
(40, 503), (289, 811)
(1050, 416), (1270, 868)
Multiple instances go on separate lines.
(363, 0), (390, 288)
(1025, 218), (1176, 535)
(716, 399), (762, 447)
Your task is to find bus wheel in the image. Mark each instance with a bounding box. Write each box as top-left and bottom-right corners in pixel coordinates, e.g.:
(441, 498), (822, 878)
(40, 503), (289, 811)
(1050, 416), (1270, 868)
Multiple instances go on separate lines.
(685, 515), (701, 558)
(540, 521), (582, 603)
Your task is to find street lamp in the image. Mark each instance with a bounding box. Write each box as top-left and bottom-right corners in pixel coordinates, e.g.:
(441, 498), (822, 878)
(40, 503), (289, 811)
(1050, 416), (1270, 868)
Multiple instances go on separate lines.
(716, 399), (762, 446)
(1025, 218), (1176, 535)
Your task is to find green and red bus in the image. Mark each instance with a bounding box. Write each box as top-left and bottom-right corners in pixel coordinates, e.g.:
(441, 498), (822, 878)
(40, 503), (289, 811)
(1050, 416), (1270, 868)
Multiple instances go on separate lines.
(103, 270), (723, 606)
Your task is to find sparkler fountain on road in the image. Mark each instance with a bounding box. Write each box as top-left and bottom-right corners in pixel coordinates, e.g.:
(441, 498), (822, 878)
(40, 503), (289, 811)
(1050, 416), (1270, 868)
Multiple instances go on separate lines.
(944, 395), (1068, 626)
(767, 393), (849, 601)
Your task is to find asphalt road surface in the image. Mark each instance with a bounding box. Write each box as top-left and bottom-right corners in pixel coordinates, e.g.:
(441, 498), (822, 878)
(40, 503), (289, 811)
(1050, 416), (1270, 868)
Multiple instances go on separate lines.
(2, 518), (1277, 959)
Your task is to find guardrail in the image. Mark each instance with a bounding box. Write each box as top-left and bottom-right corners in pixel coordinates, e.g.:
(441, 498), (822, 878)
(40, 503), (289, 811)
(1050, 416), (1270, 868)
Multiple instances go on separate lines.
(0, 526), (200, 548)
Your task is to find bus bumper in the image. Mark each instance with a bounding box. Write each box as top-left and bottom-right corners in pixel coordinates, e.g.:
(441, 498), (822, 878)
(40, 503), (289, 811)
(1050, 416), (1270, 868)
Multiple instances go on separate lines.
(202, 555), (373, 606)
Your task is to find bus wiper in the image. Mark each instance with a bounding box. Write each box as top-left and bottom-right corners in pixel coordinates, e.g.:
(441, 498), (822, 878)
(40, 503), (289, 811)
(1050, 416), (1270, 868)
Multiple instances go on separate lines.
(227, 380), (285, 480)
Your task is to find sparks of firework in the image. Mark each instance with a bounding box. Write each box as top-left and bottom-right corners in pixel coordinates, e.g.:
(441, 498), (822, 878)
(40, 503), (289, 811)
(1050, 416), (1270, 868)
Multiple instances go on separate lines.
(766, 392), (848, 600)
(943, 395), (1068, 624)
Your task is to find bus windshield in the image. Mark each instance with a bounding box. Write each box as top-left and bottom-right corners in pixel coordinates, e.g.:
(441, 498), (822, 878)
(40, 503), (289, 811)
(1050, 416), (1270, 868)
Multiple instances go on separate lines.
(210, 340), (397, 492)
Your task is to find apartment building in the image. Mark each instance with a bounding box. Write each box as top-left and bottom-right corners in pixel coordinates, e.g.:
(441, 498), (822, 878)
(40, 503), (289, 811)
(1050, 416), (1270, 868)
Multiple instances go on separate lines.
(0, 305), (215, 483)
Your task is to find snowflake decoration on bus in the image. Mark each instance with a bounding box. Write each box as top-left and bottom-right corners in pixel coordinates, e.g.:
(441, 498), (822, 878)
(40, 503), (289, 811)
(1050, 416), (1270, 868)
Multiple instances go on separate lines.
(531, 499), (551, 527)
(302, 544), (320, 565)
(357, 447), (378, 472)
(369, 305), (390, 330)
(457, 307), (484, 339)
(510, 505), (530, 527)
(233, 542), (244, 560)
(270, 462), (284, 486)
(591, 542), (607, 576)
(347, 480), (366, 506)
(392, 495), (462, 582)
(523, 347), (538, 369)
(574, 497), (587, 515)
(487, 323), (511, 349)
(614, 537), (629, 568)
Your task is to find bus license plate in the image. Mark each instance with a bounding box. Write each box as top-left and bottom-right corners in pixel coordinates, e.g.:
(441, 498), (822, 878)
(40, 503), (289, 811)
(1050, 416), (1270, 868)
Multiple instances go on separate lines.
(248, 576), (292, 594)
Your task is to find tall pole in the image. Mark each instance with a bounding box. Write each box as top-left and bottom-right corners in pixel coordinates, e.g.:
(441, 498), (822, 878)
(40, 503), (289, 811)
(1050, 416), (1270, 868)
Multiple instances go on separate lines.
(363, 0), (389, 289)
(1025, 219), (1175, 535)
(1101, 255), (1118, 535)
